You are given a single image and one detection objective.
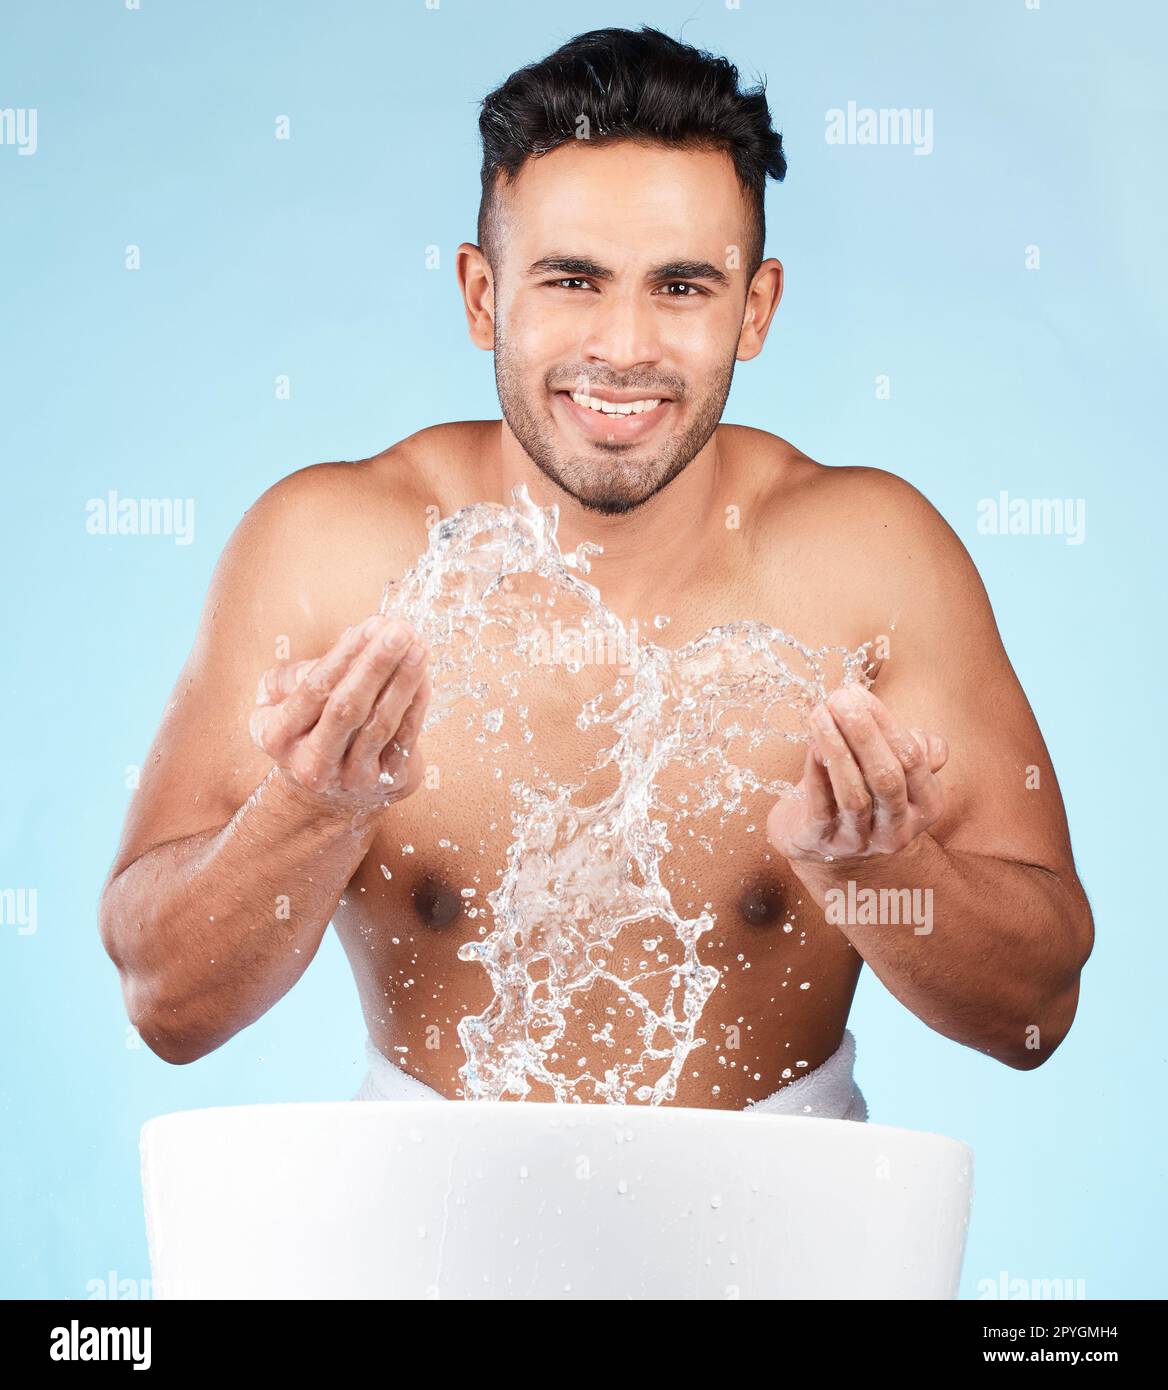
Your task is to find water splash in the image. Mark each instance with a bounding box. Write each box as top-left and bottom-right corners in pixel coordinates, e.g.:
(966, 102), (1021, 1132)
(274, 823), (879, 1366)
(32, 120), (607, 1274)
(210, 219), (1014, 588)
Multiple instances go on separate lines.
(380, 484), (873, 1106)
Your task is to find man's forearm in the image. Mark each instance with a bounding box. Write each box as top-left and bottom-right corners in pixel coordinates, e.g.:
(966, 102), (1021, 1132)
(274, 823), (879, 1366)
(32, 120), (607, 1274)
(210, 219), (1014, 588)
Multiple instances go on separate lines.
(100, 767), (381, 1063)
(790, 833), (1093, 1068)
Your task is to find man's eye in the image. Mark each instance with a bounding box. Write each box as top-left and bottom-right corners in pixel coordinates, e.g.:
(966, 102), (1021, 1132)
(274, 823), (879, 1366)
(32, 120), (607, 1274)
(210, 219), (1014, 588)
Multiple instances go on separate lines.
(544, 279), (704, 296)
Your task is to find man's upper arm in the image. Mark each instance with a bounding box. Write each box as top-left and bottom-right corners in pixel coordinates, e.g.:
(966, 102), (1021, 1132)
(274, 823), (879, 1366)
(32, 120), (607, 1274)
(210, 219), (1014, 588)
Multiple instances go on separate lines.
(107, 465), (375, 878)
(858, 470), (1078, 873)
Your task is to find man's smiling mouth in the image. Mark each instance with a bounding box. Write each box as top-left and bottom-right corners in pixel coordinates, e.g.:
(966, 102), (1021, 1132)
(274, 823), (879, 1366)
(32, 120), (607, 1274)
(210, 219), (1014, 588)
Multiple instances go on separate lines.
(553, 385), (674, 441)
(567, 391), (663, 416)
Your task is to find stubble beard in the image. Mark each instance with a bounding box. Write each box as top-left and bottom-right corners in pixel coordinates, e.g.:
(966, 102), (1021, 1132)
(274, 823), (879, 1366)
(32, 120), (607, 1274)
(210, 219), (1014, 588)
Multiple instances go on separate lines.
(494, 329), (737, 516)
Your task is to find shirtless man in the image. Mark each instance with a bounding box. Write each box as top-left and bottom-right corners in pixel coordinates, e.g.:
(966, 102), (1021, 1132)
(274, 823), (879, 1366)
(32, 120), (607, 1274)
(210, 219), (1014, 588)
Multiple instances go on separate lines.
(99, 26), (1093, 1110)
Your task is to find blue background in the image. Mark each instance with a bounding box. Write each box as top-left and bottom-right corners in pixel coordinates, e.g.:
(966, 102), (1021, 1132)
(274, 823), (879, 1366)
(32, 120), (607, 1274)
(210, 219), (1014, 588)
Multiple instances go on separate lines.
(1, 0), (1163, 1299)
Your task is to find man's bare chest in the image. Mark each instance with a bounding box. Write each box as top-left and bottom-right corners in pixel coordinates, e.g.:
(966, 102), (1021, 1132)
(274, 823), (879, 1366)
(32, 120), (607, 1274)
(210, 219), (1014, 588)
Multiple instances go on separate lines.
(334, 549), (870, 1014)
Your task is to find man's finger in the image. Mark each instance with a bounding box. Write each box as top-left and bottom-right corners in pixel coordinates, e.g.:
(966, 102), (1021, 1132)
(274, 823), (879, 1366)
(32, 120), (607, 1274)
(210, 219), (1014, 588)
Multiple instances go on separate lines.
(809, 702), (872, 836)
(855, 687), (938, 805)
(256, 659), (317, 707)
(344, 642), (430, 778)
(803, 743), (836, 827)
(826, 685), (908, 825)
(377, 672), (433, 787)
(262, 616), (386, 743)
(309, 620), (416, 763)
(913, 728), (949, 775)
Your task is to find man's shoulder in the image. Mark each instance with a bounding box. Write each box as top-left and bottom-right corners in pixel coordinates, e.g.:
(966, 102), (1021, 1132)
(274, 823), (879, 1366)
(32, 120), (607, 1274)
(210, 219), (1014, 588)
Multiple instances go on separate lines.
(206, 424), (493, 653)
(239, 421), (492, 555)
(247, 425), (464, 512)
(729, 428), (955, 548)
(731, 432), (977, 613)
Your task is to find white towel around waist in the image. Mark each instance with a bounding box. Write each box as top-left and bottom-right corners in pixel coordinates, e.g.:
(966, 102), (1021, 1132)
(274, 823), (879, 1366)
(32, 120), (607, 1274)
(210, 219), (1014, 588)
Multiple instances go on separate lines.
(353, 1031), (868, 1121)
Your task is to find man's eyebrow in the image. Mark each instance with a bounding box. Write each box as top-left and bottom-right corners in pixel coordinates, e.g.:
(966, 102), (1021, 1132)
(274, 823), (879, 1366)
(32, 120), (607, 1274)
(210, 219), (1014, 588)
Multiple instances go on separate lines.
(526, 255), (731, 287)
(527, 255), (613, 280)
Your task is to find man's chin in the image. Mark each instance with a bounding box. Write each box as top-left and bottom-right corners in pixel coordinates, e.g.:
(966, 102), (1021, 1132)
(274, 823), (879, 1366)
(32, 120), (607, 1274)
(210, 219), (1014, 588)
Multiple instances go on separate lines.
(568, 489), (646, 517)
(539, 464), (665, 516)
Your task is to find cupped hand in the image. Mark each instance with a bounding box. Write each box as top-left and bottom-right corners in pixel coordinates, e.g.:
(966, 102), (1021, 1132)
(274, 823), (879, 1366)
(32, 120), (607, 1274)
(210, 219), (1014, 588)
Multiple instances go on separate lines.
(766, 683), (948, 866)
(249, 613), (432, 813)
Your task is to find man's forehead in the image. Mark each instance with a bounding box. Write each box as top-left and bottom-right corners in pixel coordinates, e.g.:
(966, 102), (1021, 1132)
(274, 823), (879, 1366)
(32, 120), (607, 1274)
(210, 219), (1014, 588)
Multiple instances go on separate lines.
(495, 140), (748, 265)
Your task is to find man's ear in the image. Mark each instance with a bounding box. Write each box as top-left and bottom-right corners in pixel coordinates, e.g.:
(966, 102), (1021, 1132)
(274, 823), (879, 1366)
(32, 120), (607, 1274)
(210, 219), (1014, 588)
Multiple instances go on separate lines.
(456, 243), (495, 350)
(737, 258), (784, 362)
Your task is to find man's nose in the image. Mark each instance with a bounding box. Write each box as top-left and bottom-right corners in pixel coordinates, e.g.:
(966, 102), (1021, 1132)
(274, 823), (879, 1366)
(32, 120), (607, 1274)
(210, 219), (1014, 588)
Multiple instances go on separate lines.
(575, 292), (662, 374)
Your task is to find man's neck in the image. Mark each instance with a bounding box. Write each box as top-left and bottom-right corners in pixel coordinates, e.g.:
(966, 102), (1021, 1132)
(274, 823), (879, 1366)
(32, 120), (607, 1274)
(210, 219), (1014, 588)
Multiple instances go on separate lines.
(491, 420), (727, 616)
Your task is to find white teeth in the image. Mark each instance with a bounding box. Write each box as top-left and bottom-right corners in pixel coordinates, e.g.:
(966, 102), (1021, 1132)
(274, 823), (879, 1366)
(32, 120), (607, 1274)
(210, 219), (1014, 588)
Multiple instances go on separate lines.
(569, 392), (662, 416)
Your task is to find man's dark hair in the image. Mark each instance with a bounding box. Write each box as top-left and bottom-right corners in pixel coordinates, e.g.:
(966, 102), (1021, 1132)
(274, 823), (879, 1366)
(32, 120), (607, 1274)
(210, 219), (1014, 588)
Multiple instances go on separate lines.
(477, 25), (786, 284)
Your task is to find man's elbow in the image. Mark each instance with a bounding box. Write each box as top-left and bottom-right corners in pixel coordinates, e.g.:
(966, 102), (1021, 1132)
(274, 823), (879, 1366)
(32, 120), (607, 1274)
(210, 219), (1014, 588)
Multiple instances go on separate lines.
(133, 1020), (209, 1067)
(1003, 889), (1093, 1071)
(109, 951), (220, 1065)
(101, 879), (216, 1065)
(1001, 975), (1086, 1071)
(125, 987), (216, 1066)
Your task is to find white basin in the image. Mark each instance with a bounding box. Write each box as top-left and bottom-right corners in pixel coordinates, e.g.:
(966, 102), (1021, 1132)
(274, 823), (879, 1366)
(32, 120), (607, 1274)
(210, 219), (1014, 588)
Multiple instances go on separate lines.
(140, 1101), (972, 1299)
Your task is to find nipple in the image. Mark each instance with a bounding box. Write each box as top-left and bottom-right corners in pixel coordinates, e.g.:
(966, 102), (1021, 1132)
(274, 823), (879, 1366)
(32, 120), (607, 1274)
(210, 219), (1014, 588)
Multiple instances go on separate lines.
(738, 879), (784, 926)
(411, 875), (463, 929)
